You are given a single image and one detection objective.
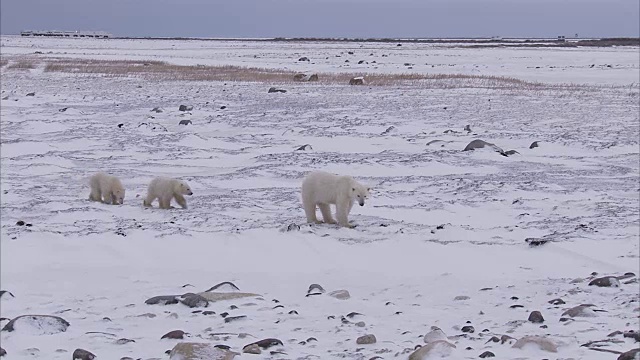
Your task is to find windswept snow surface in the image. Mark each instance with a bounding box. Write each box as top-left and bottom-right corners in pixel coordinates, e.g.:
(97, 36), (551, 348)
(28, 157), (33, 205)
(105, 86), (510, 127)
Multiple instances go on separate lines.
(1, 37), (639, 359)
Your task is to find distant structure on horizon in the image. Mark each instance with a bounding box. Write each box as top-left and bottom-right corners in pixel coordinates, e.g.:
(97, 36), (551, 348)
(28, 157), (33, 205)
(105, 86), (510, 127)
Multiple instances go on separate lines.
(20, 30), (111, 38)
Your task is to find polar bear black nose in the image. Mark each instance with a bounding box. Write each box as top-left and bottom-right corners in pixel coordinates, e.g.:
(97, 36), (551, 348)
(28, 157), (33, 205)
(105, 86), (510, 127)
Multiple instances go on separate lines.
(187, 191), (193, 195)
(359, 201), (364, 206)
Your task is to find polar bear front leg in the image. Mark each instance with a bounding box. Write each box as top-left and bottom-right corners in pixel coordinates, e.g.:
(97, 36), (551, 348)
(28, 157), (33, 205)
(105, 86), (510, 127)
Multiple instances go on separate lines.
(101, 190), (113, 205)
(174, 194), (188, 209)
(158, 196), (172, 209)
(89, 187), (102, 202)
(143, 194), (155, 207)
(336, 199), (354, 228)
(318, 203), (337, 224)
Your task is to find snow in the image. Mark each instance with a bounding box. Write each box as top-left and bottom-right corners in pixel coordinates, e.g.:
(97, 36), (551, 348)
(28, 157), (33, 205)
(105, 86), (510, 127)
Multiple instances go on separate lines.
(1, 36), (639, 359)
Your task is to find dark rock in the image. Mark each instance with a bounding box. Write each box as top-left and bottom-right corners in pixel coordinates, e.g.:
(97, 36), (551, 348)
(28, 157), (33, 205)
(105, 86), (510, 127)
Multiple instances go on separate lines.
(245, 338), (283, 349)
(162, 330), (186, 339)
(589, 276), (621, 287)
(509, 304), (524, 309)
(298, 57), (310, 62)
(224, 315), (246, 323)
(268, 87), (287, 93)
(178, 105), (193, 111)
(179, 120), (192, 125)
(356, 334), (377, 344)
(461, 325), (475, 333)
(479, 351), (495, 358)
(296, 144), (312, 151)
(525, 238), (548, 247)
(462, 139), (504, 155)
(618, 349), (640, 360)
(346, 312), (363, 318)
(72, 348), (95, 360)
(145, 295), (179, 305)
(0, 291), (14, 298)
(308, 74), (319, 81)
(288, 310), (298, 315)
(349, 77), (365, 85)
(286, 223), (300, 231)
(548, 298), (565, 305)
(243, 344), (261, 354)
(26, 92), (35, 96)
(117, 123), (124, 128)
(528, 311), (545, 323)
(180, 294), (209, 308)
(214, 344), (231, 350)
(59, 107), (68, 112)
(307, 284), (325, 294)
(485, 336), (500, 343)
(608, 331), (624, 337)
(16, 221), (25, 226)
(202, 310), (215, 316)
(500, 335), (515, 344)
(115, 338), (135, 344)
(529, 141), (539, 149)
(624, 331), (640, 342)
(0, 348), (5, 357)
(151, 107), (163, 113)
(503, 150), (519, 156)
(205, 282), (240, 292)
(2, 315), (69, 334)
(358, 60), (365, 64)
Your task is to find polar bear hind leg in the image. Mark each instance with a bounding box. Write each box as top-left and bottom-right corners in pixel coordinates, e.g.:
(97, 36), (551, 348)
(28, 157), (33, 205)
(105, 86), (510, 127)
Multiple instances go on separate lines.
(318, 203), (337, 224)
(101, 189), (113, 204)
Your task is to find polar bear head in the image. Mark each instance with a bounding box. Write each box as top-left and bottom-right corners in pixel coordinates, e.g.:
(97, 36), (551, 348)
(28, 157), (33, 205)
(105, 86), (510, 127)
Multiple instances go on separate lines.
(351, 184), (371, 206)
(112, 188), (125, 205)
(175, 180), (193, 196)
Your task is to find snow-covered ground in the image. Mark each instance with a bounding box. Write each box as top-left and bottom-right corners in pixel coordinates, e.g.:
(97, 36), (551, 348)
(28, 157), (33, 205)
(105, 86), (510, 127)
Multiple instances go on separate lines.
(0, 37), (639, 359)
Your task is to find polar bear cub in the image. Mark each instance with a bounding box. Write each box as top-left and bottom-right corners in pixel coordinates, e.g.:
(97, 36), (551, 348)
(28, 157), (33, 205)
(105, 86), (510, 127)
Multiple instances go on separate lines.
(143, 177), (193, 209)
(301, 171), (371, 228)
(89, 172), (125, 205)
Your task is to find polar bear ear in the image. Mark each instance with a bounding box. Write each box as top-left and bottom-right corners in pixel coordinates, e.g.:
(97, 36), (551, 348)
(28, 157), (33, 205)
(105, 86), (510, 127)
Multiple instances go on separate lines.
(367, 187), (372, 192)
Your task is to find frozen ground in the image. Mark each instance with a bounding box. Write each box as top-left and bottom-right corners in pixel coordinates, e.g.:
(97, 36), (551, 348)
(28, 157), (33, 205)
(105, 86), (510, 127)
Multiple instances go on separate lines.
(0, 38), (639, 359)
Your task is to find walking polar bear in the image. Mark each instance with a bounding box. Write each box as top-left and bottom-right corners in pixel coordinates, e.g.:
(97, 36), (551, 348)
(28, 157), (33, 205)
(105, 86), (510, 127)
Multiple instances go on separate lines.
(89, 172), (125, 205)
(301, 171), (371, 228)
(143, 177), (193, 209)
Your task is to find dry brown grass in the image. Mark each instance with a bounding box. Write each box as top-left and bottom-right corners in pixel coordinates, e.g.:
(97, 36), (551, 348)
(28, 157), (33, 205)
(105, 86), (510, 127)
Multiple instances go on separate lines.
(5, 59), (38, 70)
(0, 58), (8, 68)
(39, 58), (553, 89)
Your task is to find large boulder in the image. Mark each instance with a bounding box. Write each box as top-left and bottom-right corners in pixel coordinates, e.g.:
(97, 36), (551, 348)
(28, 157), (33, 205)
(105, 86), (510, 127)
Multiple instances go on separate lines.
(1, 315), (69, 334)
(169, 342), (237, 360)
(349, 77), (365, 85)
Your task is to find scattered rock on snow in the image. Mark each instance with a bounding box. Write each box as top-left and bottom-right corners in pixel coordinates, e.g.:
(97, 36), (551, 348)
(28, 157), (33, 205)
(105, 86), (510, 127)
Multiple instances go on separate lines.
(242, 344), (261, 354)
(0, 291), (14, 299)
(618, 348), (640, 360)
(589, 276), (621, 287)
(328, 289), (350, 300)
(224, 315), (247, 323)
(461, 325), (475, 333)
(295, 144), (312, 151)
(179, 105), (193, 111)
(356, 334), (377, 344)
(26, 92), (35, 96)
(1, 315), (70, 334)
(454, 295), (470, 301)
(72, 348), (96, 360)
(169, 342), (237, 360)
(381, 126), (397, 135)
(624, 331), (640, 342)
(462, 139), (505, 155)
(162, 330), (187, 339)
(180, 293), (209, 308)
(548, 298), (565, 305)
(409, 340), (456, 359)
(479, 351), (495, 358)
(528, 311), (545, 323)
(529, 141), (539, 149)
(512, 336), (558, 352)
(145, 295), (179, 305)
(151, 107), (163, 113)
(0, 348), (5, 357)
(307, 284), (325, 294)
(244, 338), (283, 349)
(205, 282), (241, 292)
(562, 305), (598, 318)
(179, 120), (192, 125)
(503, 150), (519, 156)
(268, 87), (287, 93)
(349, 77), (365, 85)
(424, 328), (448, 343)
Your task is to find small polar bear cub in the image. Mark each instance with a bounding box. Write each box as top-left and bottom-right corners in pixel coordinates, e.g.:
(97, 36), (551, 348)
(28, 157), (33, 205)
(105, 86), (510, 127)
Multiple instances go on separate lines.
(88, 172), (125, 205)
(302, 171), (371, 228)
(143, 177), (193, 209)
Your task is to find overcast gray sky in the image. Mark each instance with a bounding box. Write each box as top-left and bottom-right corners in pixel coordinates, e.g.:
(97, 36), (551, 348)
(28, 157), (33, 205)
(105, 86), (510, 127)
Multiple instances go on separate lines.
(1, 0), (638, 38)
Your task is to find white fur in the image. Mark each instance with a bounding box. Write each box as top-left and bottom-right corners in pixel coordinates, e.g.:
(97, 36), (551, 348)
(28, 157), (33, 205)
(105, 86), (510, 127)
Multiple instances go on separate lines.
(88, 172), (125, 205)
(301, 171), (371, 228)
(143, 177), (193, 209)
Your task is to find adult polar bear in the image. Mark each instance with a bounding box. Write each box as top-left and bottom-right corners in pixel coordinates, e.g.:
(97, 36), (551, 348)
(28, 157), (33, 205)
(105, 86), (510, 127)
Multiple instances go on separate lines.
(302, 171), (371, 228)
(143, 177), (193, 209)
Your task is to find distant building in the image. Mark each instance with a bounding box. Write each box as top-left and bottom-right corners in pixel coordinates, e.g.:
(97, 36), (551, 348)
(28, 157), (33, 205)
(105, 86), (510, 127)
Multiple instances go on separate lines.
(557, 35), (566, 42)
(20, 30), (111, 38)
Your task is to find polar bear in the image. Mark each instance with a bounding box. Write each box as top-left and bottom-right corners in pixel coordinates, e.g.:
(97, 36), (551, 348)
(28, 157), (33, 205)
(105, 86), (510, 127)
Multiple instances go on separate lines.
(88, 172), (125, 205)
(301, 171), (371, 228)
(143, 177), (193, 209)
